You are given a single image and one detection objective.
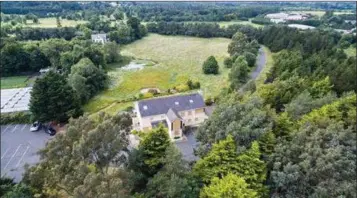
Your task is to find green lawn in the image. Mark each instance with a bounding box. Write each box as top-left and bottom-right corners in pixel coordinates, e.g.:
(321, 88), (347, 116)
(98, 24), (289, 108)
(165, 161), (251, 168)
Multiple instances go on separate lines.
(344, 46), (356, 57)
(84, 33), (231, 114)
(26, 17), (87, 28)
(1, 76), (29, 89)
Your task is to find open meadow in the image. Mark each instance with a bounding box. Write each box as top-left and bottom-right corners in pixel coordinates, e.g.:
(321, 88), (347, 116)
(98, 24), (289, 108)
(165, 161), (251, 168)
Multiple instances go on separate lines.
(84, 33), (231, 115)
(26, 17), (87, 28)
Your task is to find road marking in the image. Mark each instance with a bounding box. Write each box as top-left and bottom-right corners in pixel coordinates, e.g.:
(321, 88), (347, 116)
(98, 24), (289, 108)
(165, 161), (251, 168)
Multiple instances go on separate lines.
(21, 124), (27, 131)
(1, 148), (10, 159)
(2, 125), (10, 134)
(16, 146), (30, 168)
(11, 125), (19, 133)
(3, 144), (22, 170)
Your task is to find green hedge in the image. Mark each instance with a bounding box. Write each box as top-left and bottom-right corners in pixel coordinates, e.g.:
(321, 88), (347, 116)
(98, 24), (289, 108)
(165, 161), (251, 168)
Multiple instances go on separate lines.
(0, 112), (32, 125)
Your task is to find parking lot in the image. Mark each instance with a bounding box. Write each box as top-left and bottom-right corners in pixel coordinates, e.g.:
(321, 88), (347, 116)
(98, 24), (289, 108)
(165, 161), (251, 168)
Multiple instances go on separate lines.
(1, 124), (53, 182)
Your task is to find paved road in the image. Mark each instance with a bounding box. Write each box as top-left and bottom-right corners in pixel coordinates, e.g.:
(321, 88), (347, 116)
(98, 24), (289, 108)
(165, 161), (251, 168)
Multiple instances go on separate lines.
(175, 128), (200, 162)
(1, 124), (53, 182)
(251, 46), (267, 80)
(239, 46), (267, 92)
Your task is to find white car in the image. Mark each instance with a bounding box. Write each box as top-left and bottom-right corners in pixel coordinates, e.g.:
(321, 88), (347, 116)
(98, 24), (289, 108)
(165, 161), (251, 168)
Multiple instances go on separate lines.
(30, 121), (42, 132)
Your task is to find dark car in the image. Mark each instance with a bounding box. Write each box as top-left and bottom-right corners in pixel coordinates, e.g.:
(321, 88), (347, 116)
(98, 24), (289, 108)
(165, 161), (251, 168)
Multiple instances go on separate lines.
(45, 126), (56, 136)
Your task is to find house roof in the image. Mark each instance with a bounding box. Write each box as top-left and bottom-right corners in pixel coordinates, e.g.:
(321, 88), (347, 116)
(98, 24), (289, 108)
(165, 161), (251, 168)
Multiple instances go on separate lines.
(138, 93), (205, 117)
(167, 108), (182, 122)
(91, 34), (107, 40)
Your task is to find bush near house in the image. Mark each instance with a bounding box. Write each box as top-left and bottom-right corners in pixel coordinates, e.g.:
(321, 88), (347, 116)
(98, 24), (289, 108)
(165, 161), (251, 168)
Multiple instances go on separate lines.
(0, 112), (32, 125)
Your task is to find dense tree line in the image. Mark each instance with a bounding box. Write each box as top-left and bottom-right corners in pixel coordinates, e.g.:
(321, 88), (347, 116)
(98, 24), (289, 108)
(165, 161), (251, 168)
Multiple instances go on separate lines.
(15, 27), (77, 41)
(124, 2), (280, 22)
(147, 22), (259, 39)
(0, 38), (119, 76)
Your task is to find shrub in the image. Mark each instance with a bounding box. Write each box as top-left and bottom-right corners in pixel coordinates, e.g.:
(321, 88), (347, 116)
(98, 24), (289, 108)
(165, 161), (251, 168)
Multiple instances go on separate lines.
(143, 92), (154, 99)
(224, 57), (233, 68)
(205, 97), (214, 106)
(148, 88), (159, 95)
(175, 84), (190, 92)
(187, 80), (201, 90)
(0, 112), (32, 125)
(202, 56), (219, 75)
(193, 81), (201, 89)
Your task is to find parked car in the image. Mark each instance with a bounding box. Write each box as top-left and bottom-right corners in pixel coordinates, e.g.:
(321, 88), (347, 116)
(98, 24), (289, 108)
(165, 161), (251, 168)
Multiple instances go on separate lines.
(45, 126), (56, 136)
(30, 121), (42, 132)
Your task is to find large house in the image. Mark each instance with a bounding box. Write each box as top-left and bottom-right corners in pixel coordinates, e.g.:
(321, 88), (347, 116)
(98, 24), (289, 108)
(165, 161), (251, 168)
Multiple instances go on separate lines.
(91, 33), (108, 44)
(132, 93), (209, 140)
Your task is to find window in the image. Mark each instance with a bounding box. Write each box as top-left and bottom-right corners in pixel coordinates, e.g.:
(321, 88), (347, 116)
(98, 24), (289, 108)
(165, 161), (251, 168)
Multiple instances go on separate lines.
(180, 112), (185, 116)
(188, 119), (192, 123)
(188, 111), (192, 115)
(195, 118), (199, 121)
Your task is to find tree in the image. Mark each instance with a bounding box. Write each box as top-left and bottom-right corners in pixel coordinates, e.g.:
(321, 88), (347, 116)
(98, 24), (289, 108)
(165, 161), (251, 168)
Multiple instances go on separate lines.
(194, 136), (267, 195)
(127, 125), (171, 193)
(200, 173), (257, 198)
(0, 42), (31, 76)
(228, 32), (248, 56)
(29, 71), (82, 123)
(224, 57), (233, 68)
(269, 121), (356, 198)
(244, 51), (257, 67)
(32, 16), (38, 24)
(84, 45), (106, 67)
(202, 56), (219, 74)
(229, 56), (249, 90)
(23, 113), (132, 197)
(68, 58), (108, 104)
(196, 95), (273, 156)
(56, 16), (62, 28)
(145, 145), (200, 198)
(103, 42), (122, 64)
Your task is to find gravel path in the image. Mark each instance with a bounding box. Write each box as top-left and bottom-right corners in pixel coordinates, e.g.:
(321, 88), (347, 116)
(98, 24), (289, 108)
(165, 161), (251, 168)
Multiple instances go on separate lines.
(251, 46), (267, 80)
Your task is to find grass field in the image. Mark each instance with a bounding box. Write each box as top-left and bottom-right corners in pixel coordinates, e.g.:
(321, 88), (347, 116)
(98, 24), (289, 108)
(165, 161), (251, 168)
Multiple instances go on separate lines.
(1, 76), (29, 89)
(84, 33), (231, 114)
(26, 17), (87, 28)
(344, 46), (356, 57)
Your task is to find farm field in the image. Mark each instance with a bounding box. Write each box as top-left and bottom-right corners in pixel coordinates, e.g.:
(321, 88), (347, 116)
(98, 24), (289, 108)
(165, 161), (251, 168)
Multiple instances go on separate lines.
(84, 33), (231, 115)
(1, 76), (29, 89)
(26, 17), (87, 28)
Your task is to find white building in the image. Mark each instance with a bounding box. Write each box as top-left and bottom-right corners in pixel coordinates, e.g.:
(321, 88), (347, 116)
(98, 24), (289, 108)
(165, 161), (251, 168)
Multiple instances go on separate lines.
(132, 93), (209, 140)
(91, 34), (108, 44)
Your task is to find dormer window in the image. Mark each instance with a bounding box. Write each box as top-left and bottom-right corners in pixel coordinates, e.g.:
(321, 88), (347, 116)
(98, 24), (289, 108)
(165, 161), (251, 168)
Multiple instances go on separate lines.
(175, 102), (179, 105)
(143, 105), (148, 110)
(189, 99), (193, 103)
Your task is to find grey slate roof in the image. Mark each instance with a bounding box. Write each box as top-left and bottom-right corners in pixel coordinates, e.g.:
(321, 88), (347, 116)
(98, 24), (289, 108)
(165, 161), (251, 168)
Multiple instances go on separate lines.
(167, 108), (182, 122)
(138, 93), (205, 117)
